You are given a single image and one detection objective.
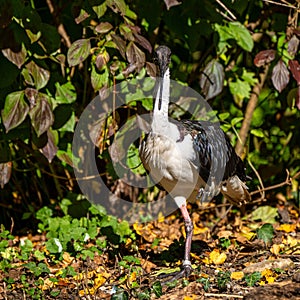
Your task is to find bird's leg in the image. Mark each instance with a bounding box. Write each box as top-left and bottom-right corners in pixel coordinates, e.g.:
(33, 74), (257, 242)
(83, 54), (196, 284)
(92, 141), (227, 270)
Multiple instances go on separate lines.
(158, 203), (193, 282)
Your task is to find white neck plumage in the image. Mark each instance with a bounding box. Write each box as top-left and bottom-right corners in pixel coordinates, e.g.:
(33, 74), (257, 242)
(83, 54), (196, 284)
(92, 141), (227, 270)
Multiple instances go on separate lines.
(152, 68), (170, 134)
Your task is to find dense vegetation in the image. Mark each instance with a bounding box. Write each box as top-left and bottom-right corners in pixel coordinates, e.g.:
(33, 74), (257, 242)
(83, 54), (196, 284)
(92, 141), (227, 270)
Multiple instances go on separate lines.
(0, 0), (299, 298)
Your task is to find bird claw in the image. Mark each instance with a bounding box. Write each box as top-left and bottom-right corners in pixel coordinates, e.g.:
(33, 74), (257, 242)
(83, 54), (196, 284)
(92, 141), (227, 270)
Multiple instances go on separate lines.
(158, 262), (192, 283)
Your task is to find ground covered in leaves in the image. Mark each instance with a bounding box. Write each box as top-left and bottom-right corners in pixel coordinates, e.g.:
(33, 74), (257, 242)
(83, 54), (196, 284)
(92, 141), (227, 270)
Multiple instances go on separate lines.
(0, 198), (299, 300)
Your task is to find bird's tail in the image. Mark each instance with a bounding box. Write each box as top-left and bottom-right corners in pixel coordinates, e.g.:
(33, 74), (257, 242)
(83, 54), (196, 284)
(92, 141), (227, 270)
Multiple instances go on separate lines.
(221, 175), (251, 206)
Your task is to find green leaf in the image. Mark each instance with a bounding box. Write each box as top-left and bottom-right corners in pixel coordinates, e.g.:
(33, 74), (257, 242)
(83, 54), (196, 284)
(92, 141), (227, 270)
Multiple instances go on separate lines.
(219, 112), (230, 121)
(229, 79), (251, 101)
(91, 65), (109, 91)
(251, 206), (278, 224)
(55, 82), (77, 104)
(244, 272), (262, 286)
(250, 129), (264, 138)
(257, 223), (274, 244)
(67, 39), (91, 67)
(1, 91), (29, 132)
(152, 281), (162, 297)
(111, 290), (129, 300)
(93, 2), (107, 18)
(228, 22), (254, 52)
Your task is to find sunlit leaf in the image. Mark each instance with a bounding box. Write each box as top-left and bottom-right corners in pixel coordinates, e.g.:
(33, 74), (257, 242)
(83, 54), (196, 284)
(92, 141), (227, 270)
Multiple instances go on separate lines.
(106, 0), (126, 15)
(229, 78), (251, 101)
(209, 249), (227, 265)
(254, 50), (276, 67)
(250, 129), (264, 137)
(200, 59), (224, 100)
(276, 223), (297, 233)
(231, 271), (244, 280)
(257, 223), (274, 244)
(2, 44), (27, 69)
(95, 22), (113, 34)
(29, 93), (54, 137)
(1, 91), (29, 132)
(271, 59), (289, 92)
(55, 82), (77, 104)
(164, 0), (182, 10)
(67, 39), (91, 67)
(251, 206), (278, 224)
(95, 50), (110, 70)
(91, 65), (109, 91)
(0, 162), (12, 188)
(75, 9), (90, 24)
(228, 22), (254, 52)
(92, 2), (107, 18)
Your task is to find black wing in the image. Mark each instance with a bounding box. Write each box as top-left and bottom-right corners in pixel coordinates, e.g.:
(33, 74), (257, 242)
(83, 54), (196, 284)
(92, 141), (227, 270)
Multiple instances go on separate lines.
(180, 120), (247, 184)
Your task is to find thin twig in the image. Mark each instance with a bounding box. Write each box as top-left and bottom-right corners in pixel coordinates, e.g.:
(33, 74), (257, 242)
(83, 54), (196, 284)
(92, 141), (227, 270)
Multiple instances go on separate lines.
(204, 292), (243, 298)
(262, 0), (297, 9)
(215, 0), (237, 20)
(248, 158), (265, 200)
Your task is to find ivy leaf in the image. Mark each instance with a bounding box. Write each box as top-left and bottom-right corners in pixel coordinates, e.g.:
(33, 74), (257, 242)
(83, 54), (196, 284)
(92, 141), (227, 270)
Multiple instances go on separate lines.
(254, 50), (276, 67)
(22, 61), (50, 90)
(257, 223), (274, 244)
(251, 206), (278, 224)
(152, 281), (163, 297)
(2, 44), (27, 69)
(67, 39), (91, 67)
(29, 93), (54, 137)
(228, 22), (254, 52)
(272, 59), (290, 92)
(0, 162), (12, 188)
(288, 60), (300, 85)
(200, 59), (224, 100)
(1, 91), (29, 132)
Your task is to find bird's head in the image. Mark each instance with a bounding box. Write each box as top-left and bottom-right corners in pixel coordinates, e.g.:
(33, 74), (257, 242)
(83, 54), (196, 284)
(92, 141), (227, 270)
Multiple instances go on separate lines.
(153, 45), (171, 77)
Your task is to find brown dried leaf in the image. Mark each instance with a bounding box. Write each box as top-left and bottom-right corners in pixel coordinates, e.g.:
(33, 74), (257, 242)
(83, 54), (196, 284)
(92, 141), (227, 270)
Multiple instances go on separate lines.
(271, 59), (290, 92)
(254, 49), (276, 67)
(111, 34), (126, 59)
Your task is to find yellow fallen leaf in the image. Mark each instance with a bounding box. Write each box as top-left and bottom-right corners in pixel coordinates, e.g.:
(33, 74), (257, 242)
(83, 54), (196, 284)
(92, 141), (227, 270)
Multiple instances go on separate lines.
(193, 222), (209, 235)
(261, 268), (277, 284)
(183, 295), (197, 300)
(158, 212), (165, 222)
(209, 249), (227, 265)
(94, 273), (108, 289)
(128, 271), (137, 285)
(276, 224), (297, 233)
(231, 271), (244, 280)
(270, 244), (281, 255)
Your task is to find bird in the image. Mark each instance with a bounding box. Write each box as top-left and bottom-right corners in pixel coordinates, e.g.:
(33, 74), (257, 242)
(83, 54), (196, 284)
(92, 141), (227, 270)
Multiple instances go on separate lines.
(139, 45), (251, 281)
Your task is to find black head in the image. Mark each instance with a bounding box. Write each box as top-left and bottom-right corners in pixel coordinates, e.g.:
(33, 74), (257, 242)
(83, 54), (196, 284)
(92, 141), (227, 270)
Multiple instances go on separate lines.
(153, 45), (171, 77)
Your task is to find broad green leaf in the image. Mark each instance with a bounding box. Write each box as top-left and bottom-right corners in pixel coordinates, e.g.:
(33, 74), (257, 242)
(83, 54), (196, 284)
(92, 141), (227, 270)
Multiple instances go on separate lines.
(55, 82), (77, 104)
(229, 78), (251, 101)
(219, 112), (230, 121)
(2, 91), (29, 132)
(152, 281), (162, 297)
(67, 39), (91, 67)
(251, 206), (278, 224)
(22, 61), (50, 89)
(29, 93), (54, 137)
(228, 22), (253, 52)
(257, 223), (274, 244)
(91, 64), (109, 91)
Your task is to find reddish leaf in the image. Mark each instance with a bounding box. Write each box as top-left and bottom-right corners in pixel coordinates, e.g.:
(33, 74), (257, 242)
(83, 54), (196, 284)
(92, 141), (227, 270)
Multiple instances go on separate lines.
(106, 0), (126, 15)
(95, 22), (113, 34)
(75, 9), (90, 24)
(2, 44), (26, 69)
(95, 51), (110, 70)
(22, 61), (50, 90)
(40, 130), (58, 162)
(199, 59), (225, 100)
(126, 42), (145, 72)
(29, 93), (54, 137)
(271, 60), (290, 92)
(145, 62), (156, 77)
(254, 50), (276, 67)
(288, 35), (300, 56)
(25, 87), (39, 109)
(164, 0), (181, 10)
(133, 33), (152, 53)
(0, 162), (12, 188)
(111, 34), (126, 59)
(1, 91), (29, 132)
(288, 60), (300, 85)
(67, 39), (91, 67)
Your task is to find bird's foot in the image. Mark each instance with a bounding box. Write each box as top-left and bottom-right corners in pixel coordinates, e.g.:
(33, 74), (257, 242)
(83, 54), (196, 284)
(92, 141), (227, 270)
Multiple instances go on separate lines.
(158, 260), (192, 283)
